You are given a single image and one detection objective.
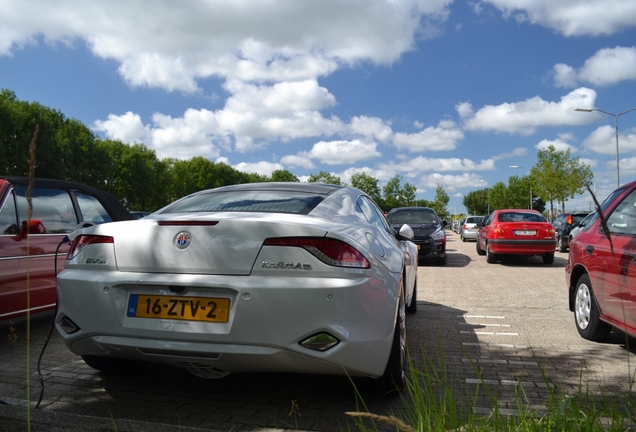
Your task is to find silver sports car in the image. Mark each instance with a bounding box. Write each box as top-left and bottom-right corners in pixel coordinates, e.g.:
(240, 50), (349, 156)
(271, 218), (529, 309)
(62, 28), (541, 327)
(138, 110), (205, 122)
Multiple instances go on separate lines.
(55, 182), (418, 393)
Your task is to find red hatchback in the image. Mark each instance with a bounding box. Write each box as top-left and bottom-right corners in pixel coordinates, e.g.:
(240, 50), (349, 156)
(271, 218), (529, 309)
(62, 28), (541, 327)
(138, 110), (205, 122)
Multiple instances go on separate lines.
(566, 180), (636, 341)
(476, 209), (556, 264)
(0, 176), (133, 323)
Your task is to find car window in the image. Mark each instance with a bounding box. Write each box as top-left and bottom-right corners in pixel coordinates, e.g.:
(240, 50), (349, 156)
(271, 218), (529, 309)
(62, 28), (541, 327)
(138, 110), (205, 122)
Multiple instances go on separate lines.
(357, 196), (394, 235)
(497, 212), (547, 223)
(466, 217), (482, 224)
(75, 192), (114, 224)
(0, 189), (19, 235)
(15, 186), (79, 234)
(162, 191), (323, 215)
(388, 209), (438, 224)
(606, 189), (636, 235)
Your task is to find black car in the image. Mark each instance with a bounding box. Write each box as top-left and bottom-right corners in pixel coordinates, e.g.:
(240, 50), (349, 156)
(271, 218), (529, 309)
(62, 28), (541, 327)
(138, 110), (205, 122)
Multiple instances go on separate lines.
(551, 211), (590, 252)
(387, 206), (447, 265)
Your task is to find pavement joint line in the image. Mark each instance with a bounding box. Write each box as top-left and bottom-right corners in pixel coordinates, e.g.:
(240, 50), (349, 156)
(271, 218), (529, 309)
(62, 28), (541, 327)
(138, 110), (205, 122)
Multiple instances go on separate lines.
(460, 323), (511, 327)
(462, 358), (540, 366)
(460, 331), (519, 335)
(463, 342), (528, 349)
(466, 379), (553, 388)
(460, 315), (506, 319)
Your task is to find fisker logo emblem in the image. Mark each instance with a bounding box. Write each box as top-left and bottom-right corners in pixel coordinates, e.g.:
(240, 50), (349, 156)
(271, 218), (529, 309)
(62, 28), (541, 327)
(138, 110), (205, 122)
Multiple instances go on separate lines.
(174, 231), (192, 249)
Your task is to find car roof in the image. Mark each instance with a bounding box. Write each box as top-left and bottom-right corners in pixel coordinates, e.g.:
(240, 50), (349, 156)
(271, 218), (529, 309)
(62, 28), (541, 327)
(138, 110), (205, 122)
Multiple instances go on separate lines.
(0, 176), (133, 221)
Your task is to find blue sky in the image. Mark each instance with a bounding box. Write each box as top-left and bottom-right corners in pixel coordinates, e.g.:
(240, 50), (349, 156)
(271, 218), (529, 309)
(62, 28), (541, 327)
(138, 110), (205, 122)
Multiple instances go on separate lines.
(1, 0), (636, 214)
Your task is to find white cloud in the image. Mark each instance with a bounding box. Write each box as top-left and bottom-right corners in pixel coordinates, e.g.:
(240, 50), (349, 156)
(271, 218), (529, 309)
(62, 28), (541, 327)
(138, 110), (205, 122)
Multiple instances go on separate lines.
(233, 161), (284, 177)
(553, 46), (636, 88)
(581, 126), (636, 155)
(491, 147), (528, 161)
(457, 88), (598, 134)
(0, 0), (452, 91)
(535, 138), (576, 152)
(393, 120), (464, 151)
(348, 116), (393, 142)
(279, 154), (315, 169)
(306, 139), (381, 165)
(482, 0), (636, 36)
(419, 173), (489, 190)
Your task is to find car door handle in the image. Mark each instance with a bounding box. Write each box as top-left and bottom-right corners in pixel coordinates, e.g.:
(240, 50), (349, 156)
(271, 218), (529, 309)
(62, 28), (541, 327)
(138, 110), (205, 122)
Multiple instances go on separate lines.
(585, 245), (594, 255)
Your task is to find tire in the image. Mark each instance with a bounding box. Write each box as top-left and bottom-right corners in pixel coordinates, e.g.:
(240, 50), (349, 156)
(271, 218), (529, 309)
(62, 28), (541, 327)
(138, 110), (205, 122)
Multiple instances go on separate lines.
(82, 355), (149, 374)
(542, 254), (554, 264)
(476, 239), (486, 256)
(557, 236), (567, 252)
(486, 243), (497, 263)
(461, 234), (466, 242)
(573, 274), (611, 341)
(406, 277), (417, 314)
(374, 282), (407, 394)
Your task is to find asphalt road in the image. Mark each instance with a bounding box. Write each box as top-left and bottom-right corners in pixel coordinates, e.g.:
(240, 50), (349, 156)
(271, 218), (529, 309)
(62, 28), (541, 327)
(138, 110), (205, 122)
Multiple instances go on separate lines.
(1, 231), (635, 431)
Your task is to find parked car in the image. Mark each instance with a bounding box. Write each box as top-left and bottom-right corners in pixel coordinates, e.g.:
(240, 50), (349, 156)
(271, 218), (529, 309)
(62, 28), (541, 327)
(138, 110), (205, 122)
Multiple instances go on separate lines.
(566, 180), (636, 341)
(551, 211), (590, 252)
(460, 215), (484, 242)
(0, 176), (133, 323)
(55, 182), (418, 393)
(386, 206), (447, 265)
(568, 212), (597, 243)
(476, 209), (556, 264)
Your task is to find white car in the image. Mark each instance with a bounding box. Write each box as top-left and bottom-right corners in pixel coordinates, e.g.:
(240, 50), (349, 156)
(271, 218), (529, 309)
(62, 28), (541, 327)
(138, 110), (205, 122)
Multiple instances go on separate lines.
(460, 215), (484, 242)
(55, 182), (418, 393)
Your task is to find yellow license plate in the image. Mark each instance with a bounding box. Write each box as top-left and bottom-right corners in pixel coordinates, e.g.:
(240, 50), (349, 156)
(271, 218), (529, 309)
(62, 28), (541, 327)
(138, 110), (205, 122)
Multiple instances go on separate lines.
(127, 294), (230, 323)
(417, 244), (420, 250)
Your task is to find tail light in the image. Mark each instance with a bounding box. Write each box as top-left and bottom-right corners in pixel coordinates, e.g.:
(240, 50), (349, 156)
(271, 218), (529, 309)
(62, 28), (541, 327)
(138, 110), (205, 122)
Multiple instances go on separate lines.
(566, 215), (572, 224)
(264, 237), (370, 268)
(491, 225), (506, 237)
(67, 235), (114, 259)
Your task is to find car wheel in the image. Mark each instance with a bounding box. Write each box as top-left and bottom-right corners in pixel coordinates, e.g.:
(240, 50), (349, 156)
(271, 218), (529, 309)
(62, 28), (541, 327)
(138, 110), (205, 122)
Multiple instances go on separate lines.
(462, 235), (466, 242)
(81, 355), (149, 373)
(557, 236), (567, 252)
(573, 274), (611, 341)
(476, 239), (485, 256)
(542, 254), (554, 264)
(374, 282), (407, 394)
(486, 243), (497, 263)
(406, 277), (417, 314)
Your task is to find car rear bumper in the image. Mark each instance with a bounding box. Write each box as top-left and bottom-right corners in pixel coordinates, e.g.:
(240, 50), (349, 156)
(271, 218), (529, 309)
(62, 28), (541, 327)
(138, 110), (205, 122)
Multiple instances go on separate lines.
(488, 239), (556, 255)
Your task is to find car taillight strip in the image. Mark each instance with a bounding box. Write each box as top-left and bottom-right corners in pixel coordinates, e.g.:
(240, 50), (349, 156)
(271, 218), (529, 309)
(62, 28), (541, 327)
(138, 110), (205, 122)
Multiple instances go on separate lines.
(68, 235), (114, 259)
(264, 237), (370, 269)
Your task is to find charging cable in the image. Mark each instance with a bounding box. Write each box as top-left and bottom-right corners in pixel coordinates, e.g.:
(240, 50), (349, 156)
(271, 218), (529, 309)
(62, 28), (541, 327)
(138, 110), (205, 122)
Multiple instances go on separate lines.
(35, 222), (92, 408)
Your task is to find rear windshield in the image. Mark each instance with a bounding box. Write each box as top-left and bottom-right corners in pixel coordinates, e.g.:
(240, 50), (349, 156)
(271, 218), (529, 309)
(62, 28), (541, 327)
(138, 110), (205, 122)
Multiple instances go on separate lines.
(466, 216), (483, 224)
(388, 209), (438, 224)
(497, 212), (547, 223)
(161, 191), (324, 215)
(571, 214), (588, 224)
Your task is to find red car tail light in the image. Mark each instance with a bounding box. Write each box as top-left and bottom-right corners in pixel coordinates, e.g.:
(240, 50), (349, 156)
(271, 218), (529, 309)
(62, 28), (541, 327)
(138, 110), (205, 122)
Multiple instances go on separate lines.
(67, 235), (114, 260)
(566, 215), (572, 224)
(492, 225), (506, 237)
(264, 237), (371, 269)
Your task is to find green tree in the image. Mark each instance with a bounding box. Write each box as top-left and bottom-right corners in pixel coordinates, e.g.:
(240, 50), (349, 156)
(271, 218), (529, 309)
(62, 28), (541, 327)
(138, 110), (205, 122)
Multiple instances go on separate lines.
(382, 175), (416, 209)
(463, 188), (489, 215)
(487, 182), (508, 210)
(308, 171), (341, 185)
(431, 184), (450, 220)
(531, 145), (593, 215)
(270, 169), (299, 182)
(350, 172), (381, 202)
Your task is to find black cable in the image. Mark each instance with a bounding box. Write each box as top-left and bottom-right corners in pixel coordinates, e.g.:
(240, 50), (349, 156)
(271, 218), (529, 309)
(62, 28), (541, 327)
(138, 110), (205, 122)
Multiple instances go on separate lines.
(35, 235), (70, 409)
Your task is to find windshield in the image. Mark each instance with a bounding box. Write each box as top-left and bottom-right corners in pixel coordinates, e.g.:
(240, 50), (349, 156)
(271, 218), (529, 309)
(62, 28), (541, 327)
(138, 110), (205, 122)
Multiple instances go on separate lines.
(162, 191), (324, 215)
(388, 209), (439, 224)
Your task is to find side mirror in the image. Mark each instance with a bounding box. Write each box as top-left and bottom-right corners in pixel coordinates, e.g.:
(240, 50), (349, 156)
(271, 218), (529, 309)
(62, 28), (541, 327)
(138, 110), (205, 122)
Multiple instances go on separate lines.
(398, 224), (414, 241)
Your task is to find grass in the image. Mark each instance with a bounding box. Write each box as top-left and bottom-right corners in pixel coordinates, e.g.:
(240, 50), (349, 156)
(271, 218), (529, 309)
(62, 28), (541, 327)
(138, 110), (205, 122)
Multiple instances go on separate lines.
(347, 344), (635, 432)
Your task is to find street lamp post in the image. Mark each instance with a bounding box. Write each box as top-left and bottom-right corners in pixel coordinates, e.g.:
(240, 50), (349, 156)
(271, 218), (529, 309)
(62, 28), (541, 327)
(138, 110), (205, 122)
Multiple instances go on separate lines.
(509, 165), (532, 210)
(575, 107), (636, 188)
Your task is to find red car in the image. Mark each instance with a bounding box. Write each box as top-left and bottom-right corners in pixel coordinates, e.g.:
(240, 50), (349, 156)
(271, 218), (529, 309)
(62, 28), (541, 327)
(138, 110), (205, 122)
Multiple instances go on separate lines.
(0, 176), (133, 323)
(566, 180), (636, 341)
(476, 209), (556, 264)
